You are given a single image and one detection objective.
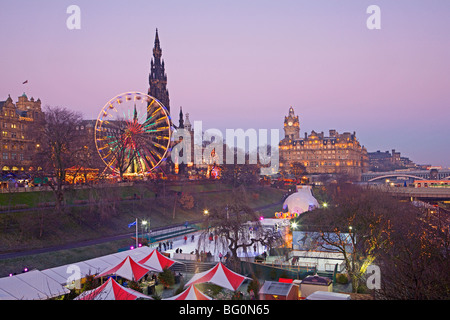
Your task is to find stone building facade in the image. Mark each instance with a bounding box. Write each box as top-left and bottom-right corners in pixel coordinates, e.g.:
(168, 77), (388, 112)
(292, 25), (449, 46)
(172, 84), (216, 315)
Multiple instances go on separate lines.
(0, 93), (43, 174)
(368, 149), (416, 172)
(279, 107), (368, 180)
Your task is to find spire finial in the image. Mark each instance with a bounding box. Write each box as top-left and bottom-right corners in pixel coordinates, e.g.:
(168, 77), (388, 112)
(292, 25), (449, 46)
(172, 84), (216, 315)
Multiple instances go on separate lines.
(155, 28), (160, 45)
(133, 104), (137, 121)
(178, 106), (184, 129)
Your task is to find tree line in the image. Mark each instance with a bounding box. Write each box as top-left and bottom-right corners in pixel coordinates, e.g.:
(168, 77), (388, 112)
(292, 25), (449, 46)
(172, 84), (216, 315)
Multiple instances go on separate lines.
(296, 182), (450, 299)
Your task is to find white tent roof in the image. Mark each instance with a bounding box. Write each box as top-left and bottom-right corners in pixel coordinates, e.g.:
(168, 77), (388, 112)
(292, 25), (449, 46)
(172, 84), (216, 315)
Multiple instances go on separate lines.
(138, 248), (180, 272)
(0, 288), (15, 300)
(83, 257), (115, 275)
(40, 246), (153, 286)
(163, 284), (212, 300)
(40, 268), (69, 285)
(74, 277), (151, 300)
(184, 262), (250, 291)
(0, 270), (69, 300)
(306, 291), (351, 300)
(0, 246), (159, 299)
(42, 261), (99, 286)
(111, 246), (152, 262)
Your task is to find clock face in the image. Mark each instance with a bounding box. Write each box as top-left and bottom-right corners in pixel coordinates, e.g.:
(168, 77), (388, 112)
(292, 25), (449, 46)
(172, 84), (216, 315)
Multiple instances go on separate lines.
(288, 121), (293, 126)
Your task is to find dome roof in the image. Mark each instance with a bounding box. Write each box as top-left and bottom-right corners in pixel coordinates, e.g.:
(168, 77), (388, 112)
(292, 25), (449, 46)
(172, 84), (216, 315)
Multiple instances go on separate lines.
(282, 185), (319, 214)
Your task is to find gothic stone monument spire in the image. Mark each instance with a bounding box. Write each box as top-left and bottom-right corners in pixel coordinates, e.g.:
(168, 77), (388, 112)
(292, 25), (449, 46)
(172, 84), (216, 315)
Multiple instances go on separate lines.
(148, 28), (170, 114)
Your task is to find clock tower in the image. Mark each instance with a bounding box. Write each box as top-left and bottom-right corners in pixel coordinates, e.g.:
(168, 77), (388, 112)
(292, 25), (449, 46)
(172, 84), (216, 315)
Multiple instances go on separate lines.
(284, 106), (300, 140)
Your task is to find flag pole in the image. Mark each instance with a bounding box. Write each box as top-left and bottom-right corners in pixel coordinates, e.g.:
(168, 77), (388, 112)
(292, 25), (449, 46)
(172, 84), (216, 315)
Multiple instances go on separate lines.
(135, 218), (138, 248)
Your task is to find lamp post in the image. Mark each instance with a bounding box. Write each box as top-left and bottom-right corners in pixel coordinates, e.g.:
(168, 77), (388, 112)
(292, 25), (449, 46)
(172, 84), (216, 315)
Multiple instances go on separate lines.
(142, 219), (149, 240)
(348, 225), (356, 248)
(134, 218), (138, 248)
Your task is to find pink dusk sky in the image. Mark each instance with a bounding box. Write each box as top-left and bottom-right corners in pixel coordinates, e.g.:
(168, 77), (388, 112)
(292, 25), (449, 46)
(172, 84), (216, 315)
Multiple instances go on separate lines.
(1, 1), (449, 167)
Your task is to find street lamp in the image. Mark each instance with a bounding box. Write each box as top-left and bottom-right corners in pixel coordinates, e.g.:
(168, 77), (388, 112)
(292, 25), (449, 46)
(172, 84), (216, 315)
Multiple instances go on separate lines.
(203, 209), (209, 215)
(141, 220), (149, 236)
(291, 221), (298, 230)
(323, 202), (328, 208)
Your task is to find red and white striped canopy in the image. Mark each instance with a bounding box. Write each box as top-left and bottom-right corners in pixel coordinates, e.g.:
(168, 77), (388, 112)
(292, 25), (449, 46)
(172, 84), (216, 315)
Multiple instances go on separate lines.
(96, 256), (154, 281)
(184, 262), (250, 291)
(163, 284), (212, 300)
(75, 277), (151, 300)
(138, 249), (178, 272)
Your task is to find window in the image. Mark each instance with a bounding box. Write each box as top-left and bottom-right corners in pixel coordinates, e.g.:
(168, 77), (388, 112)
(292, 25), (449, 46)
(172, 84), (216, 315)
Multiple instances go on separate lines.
(2, 153), (8, 160)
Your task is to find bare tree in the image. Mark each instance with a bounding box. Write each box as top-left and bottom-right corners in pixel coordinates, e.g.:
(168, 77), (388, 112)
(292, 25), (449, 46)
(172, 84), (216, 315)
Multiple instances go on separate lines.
(31, 106), (84, 213)
(198, 186), (282, 271)
(376, 205), (450, 299)
(299, 183), (405, 293)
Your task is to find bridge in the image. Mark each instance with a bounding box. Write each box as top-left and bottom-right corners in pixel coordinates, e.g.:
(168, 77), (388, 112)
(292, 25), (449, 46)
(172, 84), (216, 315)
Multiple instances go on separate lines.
(369, 185), (450, 201)
(361, 168), (450, 183)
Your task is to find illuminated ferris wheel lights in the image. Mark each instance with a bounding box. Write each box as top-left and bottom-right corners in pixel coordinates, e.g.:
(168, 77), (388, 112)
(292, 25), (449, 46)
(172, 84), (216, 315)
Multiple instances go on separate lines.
(155, 116), (167, 123)
(95, 92), (172, 176)
(150, 107), (162, 118)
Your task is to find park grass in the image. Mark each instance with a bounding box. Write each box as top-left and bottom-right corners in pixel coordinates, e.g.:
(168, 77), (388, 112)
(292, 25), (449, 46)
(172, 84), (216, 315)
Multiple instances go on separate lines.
(0, 183), (286, 277)
(0, 238), (132, 277)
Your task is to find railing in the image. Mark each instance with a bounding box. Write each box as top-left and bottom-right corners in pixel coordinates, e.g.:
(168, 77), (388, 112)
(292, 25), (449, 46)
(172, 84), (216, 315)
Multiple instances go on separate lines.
(371, 185), (450, 199)
(324, 261), (345, 273)
(255, 258), (317, 273)
(0, 181), (135, 194)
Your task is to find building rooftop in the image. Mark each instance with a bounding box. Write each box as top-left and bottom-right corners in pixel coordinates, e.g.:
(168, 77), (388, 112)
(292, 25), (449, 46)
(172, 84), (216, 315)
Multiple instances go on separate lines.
(259, 281), (295, 296)
(301, 274), (332, 286)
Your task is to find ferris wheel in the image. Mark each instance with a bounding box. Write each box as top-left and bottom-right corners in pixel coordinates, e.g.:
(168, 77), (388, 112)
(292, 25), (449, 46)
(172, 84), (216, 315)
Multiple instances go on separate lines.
(94, 92), (173, 177)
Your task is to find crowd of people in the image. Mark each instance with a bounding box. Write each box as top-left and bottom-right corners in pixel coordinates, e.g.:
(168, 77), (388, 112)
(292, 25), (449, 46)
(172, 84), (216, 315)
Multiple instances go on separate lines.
(157, 240), (173, 252)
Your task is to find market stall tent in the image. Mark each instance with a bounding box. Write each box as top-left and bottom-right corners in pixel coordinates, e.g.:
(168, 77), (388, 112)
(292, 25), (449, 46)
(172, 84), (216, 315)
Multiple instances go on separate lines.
(184, 262), (250, 291)
(40, 246), (155, 289)
(41, 261), (100, 289)
(306, 291), (350, 300)
(300, 274), (333, 298)
(0, 270), (69, 300)
(163, 284), (212, 300)
(0, 288), (14, 300)
(259, 280), (299, 300)
(75, 277), (151, 300)
(138, 248), (180, 272)
(96, 256), (154, 281)
(109, 245), (152, 262)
